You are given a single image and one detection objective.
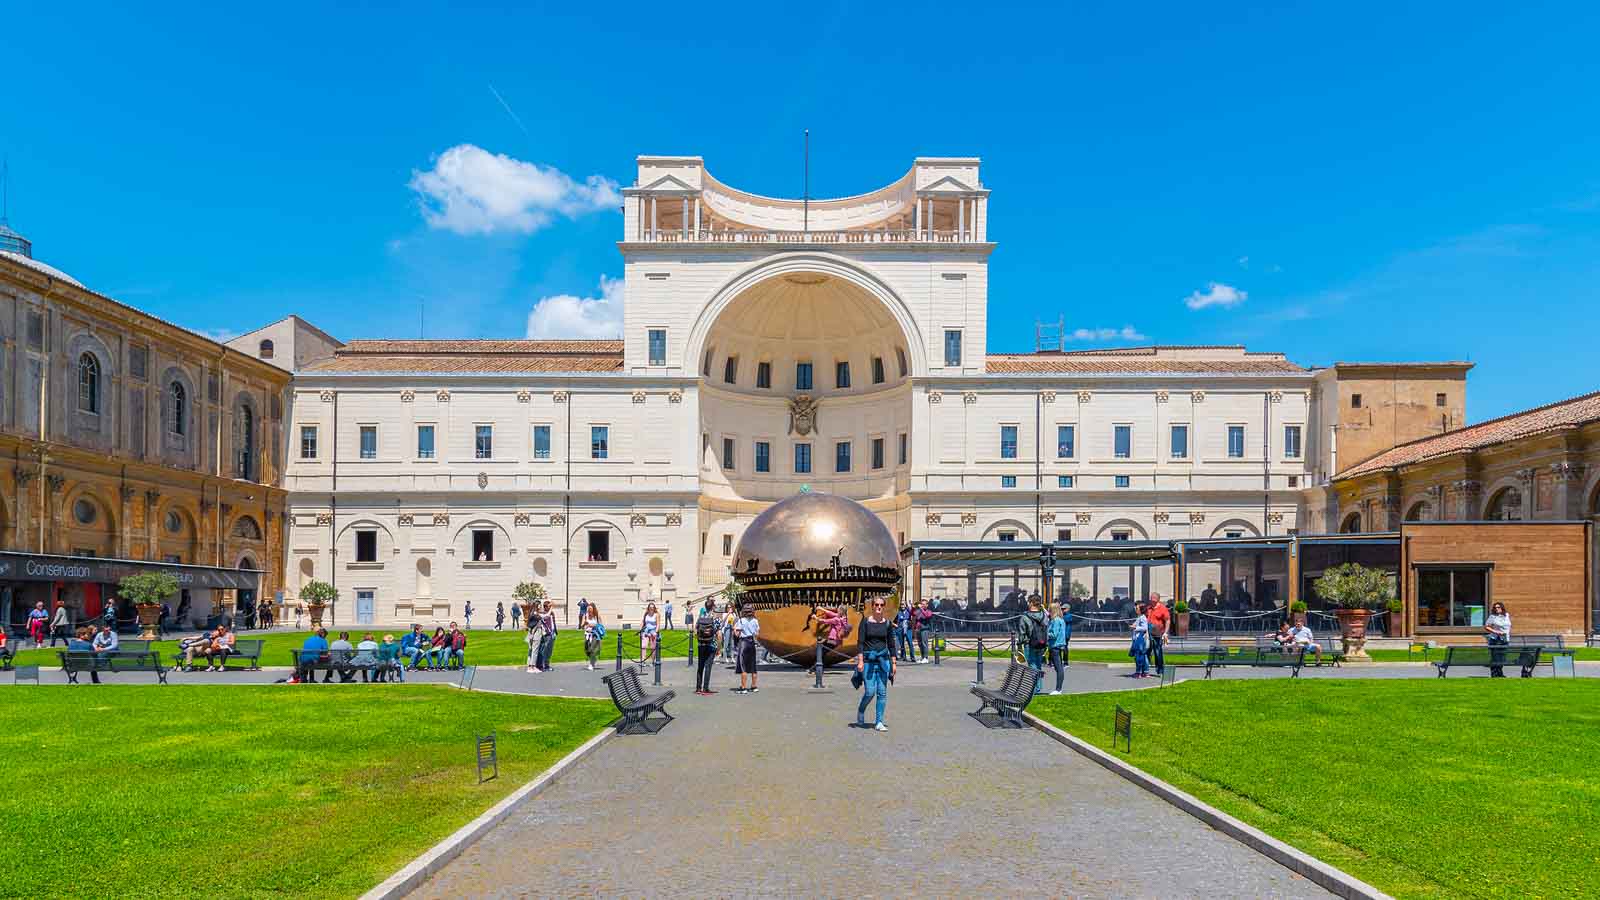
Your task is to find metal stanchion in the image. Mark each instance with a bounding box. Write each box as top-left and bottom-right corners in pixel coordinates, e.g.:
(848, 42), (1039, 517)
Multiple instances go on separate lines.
(814, 641), (824, 689)
(933, 627), (942, 666)
(653, 643), (663, 686)
(1064, 638), (1070, 667)
(615, 632), (623, 672)
(976, 635), (986, 684)
(687, 634), (695, 668)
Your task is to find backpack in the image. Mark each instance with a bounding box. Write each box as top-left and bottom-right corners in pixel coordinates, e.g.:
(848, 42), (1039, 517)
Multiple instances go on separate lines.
(1027, 613), (1048, 649)
(695, 614), (718, 641)
(594, 621), (606, 640)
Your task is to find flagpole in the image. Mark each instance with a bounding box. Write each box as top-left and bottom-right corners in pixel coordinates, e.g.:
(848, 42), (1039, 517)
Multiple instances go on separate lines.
(803, 129), (809, 237)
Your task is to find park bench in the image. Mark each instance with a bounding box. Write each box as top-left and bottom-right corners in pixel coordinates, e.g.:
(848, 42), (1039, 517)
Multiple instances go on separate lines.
(1433, 645), (1543, 678)
(58, 650), (169, 684)
(602, 666), (676, 735)
(1160, 637), (1222, 656)
(1507, 635), (1575, 669)
(198, 638), (266, 671)
(290, 648), (363, 682)
(970, 660), (1043, 728)
(1, 642), (15, 671)
(1198, 645), (1306, 678)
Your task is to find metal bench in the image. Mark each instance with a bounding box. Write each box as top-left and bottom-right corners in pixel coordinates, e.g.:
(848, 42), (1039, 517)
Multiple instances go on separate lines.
(194, 638), (267, 671)
(970, 660), (1043, 728)
(58, 650), (169, 684)
(1433, 645), (1543, 678)
(0, 642), (15, 671)
(1200, 645), (1306, 678)
(1161, 637), (1222, 656)
(291, 648), (362, 682)
(602, 666), (676, 735)
(1508, 635), (1575, 669)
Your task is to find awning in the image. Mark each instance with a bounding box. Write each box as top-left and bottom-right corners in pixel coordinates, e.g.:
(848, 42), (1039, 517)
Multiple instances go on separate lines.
(0, 551), (261, 591)
(907, 541), (1177, 569)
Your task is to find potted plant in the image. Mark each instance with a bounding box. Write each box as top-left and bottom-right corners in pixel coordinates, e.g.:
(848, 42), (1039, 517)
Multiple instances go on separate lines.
(119, 571), (179, 640)
(1385, 598), (1404, 637)
(300, 580), (338, 628)
(1312, 563), (1396, 660)
(513, 581), (547, 624)
(1288, 600), (1308, 626)
(1173, 599), (1191, 637)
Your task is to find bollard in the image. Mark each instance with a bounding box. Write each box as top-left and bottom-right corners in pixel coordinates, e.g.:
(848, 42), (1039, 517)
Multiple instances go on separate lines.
(976, 635), (986, 684)
(933, 627), (942, 666)
(615, 632), (623, 672)
(814, 641), (825, 689)
(1009, 632), (1017, 657)
(653, 643), (663, 686)
(687, 635), (695, 668)
(1064, 638), (1070, 667)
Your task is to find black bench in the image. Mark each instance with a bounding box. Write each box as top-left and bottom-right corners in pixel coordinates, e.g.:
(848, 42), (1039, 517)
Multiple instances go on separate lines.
(1433, 645), (1543, 678)
(602, 667), (676, 734)
(181, 638), (266, 671)
(1199, 646), (1306, 678)
(970, 661), (1043, 728)
(0, 642), (15, 671)
(291, 648), (366, 682)
(1508, 635), (1575, 669)
(1161, 637), (1223, 656)
(58, 650), (169, 684)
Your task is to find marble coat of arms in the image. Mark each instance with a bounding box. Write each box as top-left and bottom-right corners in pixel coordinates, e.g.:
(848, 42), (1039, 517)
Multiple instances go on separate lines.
(787, 394), (819, 436)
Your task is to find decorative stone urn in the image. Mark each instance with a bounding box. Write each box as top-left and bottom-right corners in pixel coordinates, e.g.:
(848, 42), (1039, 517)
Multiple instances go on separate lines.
(1333, 609), (1372, 660)
(307, 602), (327, 628)
(1174, 611), (1190, 637)
(135, 603), (162, 640)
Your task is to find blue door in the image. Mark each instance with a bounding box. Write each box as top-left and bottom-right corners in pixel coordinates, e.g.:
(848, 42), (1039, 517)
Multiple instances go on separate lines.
(356, 590), (375, 625)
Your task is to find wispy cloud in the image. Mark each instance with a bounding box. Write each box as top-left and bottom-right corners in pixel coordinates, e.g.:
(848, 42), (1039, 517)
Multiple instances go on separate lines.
(188, 326), (240, 343)
(1237, 255), (1249, 269)
(409, 144), (620, 235)
(1066, 325), (1148, 342)
(526, 275), (623, 339)
(1184, 282), (1248, 310)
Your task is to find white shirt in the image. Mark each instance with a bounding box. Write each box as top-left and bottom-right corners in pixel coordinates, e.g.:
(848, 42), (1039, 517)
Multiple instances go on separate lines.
(1485, 613), (1511, 638)
(1289, 625), (1315, 646)
(735, 615), (760, 639)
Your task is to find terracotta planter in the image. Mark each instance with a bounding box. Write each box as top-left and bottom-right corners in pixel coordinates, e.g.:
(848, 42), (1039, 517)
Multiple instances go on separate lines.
(520, 602), (539, 623)
(1333, 608), (1372, 659)
(1174, 612), (1190, 637)
(135, 603), (162, 640)
(307, 602), (327, 628)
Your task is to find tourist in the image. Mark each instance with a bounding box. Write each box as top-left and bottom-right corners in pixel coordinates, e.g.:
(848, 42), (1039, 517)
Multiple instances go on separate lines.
(693, 598), (720, 695)
(734, 605), (760, 693)
(664, 600), (674, 630)
(296, 628), (329, 683)
(1016, 595), (1050, 692)
(400, 624), (426, 670)
(582, 603), (604, 670)
(352, 633), (380, 682)
(26, 601), (48, 648)
(415, 627), (441, 671)
(683, 605), (692, 629)
(178, 630), (211, 671)
(494, 602), (505, 631)
(443, 622), (467, 669)
(525, 606), (547, 674)
(577, 597), (588, 623)
(1145, 592), (1170, 676)
(721, 604), (737, 662)
(1287, 620), (1322, 664)
(913, 600), (933, 663)
(536, 602), (557, 671)
(330, 631), (356, 682)
(463, 601), (474, 630)
(639, 603), (660, 663)
(68, 627), (100, 683)
(855, 596), (896, 731)
(1047, 602), (1069, 695)
(92, 622), (120, 655)
(1129, 602), (1151, 678)
(158, 602), (170, 637)
(1201, 583), (1218, 610)
(894, 602), (913, 661)
(1484, 601), (1512, 677)
(377, 634), (402, 682)
(206, 625), (236, 671)
(510, 601), (521, 630)
(293, 603), (304, 630)
(50, 602), (71, 647)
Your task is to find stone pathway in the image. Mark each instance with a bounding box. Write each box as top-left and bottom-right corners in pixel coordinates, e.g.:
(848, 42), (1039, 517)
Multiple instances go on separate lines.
(414, 658), (1333, 898)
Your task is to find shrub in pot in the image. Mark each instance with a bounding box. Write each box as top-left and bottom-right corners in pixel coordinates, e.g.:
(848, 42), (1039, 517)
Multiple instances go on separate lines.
(300, 580), (338, 628)
(513, 581), (547, 624)
(119, 571), (179, 640)
(1313, 563), (1396, 659)
(1173, 599), (1191, 637)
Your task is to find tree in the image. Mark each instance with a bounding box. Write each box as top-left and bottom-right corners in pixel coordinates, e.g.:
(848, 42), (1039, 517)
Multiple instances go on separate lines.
(512, 582), (547, 606)
(300, 580), (338, 607)
(1313, 563), (1396, 610)
(1069, 580), (1090, 601)
(720, 580), (745, 605)
(119, 571), (179, 607)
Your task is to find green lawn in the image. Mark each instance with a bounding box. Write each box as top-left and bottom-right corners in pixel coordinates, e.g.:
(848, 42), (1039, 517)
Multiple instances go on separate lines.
(935, 644), (1600, 664)
(8, 627), (695, 669)
(0, 685), (614, 899)
(1030, 680), (1600, 899)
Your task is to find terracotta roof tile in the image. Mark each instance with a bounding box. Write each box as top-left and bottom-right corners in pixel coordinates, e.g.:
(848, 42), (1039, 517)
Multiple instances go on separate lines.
(306, 339), (623, 373)
(338, 339), (622, 355)
(1338, 390), (1600, 479)
(985, 354), (1305, 375)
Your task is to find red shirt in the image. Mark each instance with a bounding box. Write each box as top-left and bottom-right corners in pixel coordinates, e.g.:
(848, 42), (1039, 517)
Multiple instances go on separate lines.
(1145, 603), (1171, 634)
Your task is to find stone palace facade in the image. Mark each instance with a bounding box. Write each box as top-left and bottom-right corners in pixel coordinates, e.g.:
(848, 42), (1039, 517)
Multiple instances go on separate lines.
(268, 156), (1471, 626)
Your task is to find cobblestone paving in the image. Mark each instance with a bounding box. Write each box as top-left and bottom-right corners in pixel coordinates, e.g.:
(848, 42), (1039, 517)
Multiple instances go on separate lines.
(415, 659), (1334, 899)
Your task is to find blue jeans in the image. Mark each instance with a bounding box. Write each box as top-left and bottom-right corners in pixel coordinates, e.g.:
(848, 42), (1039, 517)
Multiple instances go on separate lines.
(1024, 646), (1046, 692)
(857, 651), (891, 724)
(406, 647), (426, 668)
(427, 647), (448, 667)
(1132, 638), (1149, 676)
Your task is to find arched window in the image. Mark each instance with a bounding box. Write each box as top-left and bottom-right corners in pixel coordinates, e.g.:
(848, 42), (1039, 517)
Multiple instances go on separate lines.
(1405, 501), (1432, 522)
(1485, 487), (1522, 521)
(258, 339), (275, 359)
(169, 382), (187, 436)
(78, 353), (101, 413)
(235, 402), (256, 480)
(232, 516), (263, 540)
(1339, 512), (1362, 533)
(895, 347), (908, 377)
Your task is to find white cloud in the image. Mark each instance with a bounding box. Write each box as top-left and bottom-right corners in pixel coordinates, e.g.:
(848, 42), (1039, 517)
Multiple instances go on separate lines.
(188, 326), (240, 343)
(526, 275), (624, 339)
(1237, 255), (1249, 269)
(409, 144), (620, 235)
(1184, 282), (1248, 310)
(1066, 325), (1148, 342)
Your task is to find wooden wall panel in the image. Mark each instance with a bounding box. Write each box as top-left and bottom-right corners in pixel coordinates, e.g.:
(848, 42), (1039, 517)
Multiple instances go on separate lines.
(1402, 522), (1591, 636)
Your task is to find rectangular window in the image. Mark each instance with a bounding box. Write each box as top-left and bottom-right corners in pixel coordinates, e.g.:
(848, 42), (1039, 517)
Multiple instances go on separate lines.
(1352, 393), (1363, 409)
(1058, 475), (1074, 488)
(1227, 425), (1245, 458)
(587, 530), (611, 562)
(795, 362), (813, 391)
(897, 433), (908, 466)
(1001, 475), (1017, 488)
(756, 361), (772, 389)
(871, 357), (885, 384)
(648, 329), (667, 366)
(722, 437), (735, 470)
(471, 529), (494, 562)
(355, 530), (377, 562)
(835, 441), (852, 473)
(1000, 425), (1018, 460)
(416, 425), (435, 459)
(794, 443), (812, 474)
(943, 329), (962, 367)
(1111, 530), (1131, 542)
(1056, 528), (1072, 542)
(1288, 475), (1300, 488)
(27, 310), (43, 350)
(359, 425), (377, 460)
(532, 425), (551, 459)
(1284, 425), (1302, 459)
(1435, 392), (1447, 407)
(299, 426), (318, 460)
(997, 531), (1017, 542)
(590, 426), (609, 460)
(1170, 425), (1189, 459)
(1113, 425), (1131, 459)
(1115, 475), (1130, 488)
(1416, 567), (1489, 628)
(703, 349), (714, 376)
(130, 345), (148, 380)
(835, 360), (851, 389)
(754, 441), (771, 473)
(871, 437), (885, 470)
(475, 424), (493, 459)
(896, 347), (908, 377)
(724, 355), (739, 385)
(722, 534), (733, 556)
(1057, 425), (1075, 459)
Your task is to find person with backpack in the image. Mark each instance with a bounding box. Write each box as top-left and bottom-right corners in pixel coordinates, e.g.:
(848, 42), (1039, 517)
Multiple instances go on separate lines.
(1046, 602), (1070, 694)
(693, 598), (721, 695)
(525, 605), (547, 674)
(463, 601), (474, 631)
(912, 600), (934, 663)
(1016, 594), (1050, 693)
(494, 602), (505, 631)
(536, 600), (558, 671)
(582, 603), (605, 670)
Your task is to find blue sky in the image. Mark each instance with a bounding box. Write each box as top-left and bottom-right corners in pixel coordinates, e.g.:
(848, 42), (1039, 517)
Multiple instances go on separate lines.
(4, 2), (1598, 421)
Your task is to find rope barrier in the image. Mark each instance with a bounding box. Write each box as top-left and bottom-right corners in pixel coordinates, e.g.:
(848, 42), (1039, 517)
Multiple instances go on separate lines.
(1190, 609), (1280, 621)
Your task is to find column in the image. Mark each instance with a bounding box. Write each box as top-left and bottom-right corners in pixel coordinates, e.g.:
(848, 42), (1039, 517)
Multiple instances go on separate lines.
(693, 197), (701, 235)
(650, 196), (657, 239)
(681, 197), (689, 239)
(958, 196), (965, 240)
(913, 197), (921, 237)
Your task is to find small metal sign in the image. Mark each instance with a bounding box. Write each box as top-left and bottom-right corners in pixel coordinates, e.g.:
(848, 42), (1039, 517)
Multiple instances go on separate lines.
(459, 665), (478, 691)
(1553, 655), (1576, 679)
(476, 731), (499, 784)
(1114, 705), (1132, 753)
(14, 664), (40, 685)
(1160, 665), (1177, 687)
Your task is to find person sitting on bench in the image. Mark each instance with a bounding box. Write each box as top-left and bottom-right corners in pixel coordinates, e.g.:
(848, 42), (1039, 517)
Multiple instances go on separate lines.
(92, 622), (120, 655)
(1287, 622), (1322, 663)
(69, 627), (101, 683)
(205, 625), (236, 671)
(400, 624), (427, 670)
(183, 626), (223, 670)
(1266, 622), (1292, 650)
(351, 633), (381, 682)
(296, 628), (329, 683)
(446, 623), (467, 669)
